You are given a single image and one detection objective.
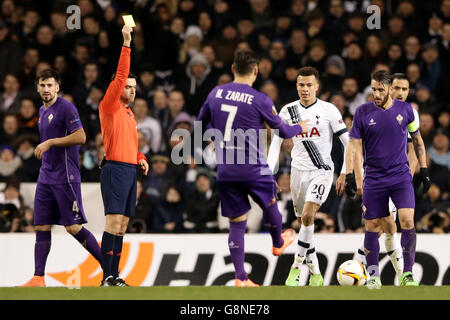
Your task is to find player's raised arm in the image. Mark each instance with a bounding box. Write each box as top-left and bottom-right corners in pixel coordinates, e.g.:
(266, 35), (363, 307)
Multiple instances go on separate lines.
(100, 25), (133, 113)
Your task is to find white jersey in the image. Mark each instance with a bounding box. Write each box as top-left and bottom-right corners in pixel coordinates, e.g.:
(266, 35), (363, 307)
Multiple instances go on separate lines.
(268, 98), (348, 172)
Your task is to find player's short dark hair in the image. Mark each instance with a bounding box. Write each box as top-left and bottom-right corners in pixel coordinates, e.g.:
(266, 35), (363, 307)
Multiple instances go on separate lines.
(36, 69), (61, 85)
(297, 66), (319, 80)
(233, 50), (259, 76)
(392, 73), (409, 82)
(371, 70), (392, 85)
(110, 72), (138, 81)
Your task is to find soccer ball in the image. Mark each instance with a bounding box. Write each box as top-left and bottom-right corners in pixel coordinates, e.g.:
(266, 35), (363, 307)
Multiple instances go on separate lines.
(336, 260), (368, 286)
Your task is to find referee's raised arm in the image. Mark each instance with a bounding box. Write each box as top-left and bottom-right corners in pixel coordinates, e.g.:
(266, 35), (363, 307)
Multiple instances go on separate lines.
(100, 25), (133, 114)
(98, 24), (149, 287)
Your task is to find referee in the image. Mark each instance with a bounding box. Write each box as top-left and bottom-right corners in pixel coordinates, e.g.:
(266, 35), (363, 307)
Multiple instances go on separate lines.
(99, 25), (149, 286)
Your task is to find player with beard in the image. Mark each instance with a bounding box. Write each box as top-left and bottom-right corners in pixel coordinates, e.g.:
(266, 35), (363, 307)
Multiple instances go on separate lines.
(351, 73), (421, 284)
(21, 69), (102, 287)
(345, 71), (430, 289)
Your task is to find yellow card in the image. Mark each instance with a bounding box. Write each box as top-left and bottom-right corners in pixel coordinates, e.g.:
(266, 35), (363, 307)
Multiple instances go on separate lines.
(122, 15), (136, 27)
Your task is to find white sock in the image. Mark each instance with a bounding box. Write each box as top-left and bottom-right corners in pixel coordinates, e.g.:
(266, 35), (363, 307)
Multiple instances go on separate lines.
(385, 233), (403, 275)
(306, 247), (321, 274)
(292, 223), (314, 268)
(355, 243), (367, 265)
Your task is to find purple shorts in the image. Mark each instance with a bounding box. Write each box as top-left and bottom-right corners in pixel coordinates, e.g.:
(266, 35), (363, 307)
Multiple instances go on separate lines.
(34, 183), (87, 226)
(362, 180), (415, 220)
(218, 176), (277, 218)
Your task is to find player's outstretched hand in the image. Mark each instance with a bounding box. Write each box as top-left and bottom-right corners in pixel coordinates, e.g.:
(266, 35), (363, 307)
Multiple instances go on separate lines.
(344, 173), (356, 198)
(414, 167), (431, 194)
(122, 25), (133, 45)
(297, 119), (309, 133)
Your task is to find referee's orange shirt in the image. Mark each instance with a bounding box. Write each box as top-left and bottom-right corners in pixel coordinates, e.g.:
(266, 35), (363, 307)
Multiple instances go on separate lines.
(99, 46), (146, 165)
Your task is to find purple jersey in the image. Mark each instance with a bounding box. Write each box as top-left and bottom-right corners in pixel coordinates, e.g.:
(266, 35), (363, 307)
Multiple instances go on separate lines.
(197, 82), (301, 181)
(37, 97), (83, 184)
(350, 100), (417, 188)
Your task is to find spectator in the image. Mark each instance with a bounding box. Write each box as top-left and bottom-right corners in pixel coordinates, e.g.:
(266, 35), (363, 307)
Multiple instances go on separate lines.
(315, 212), (336, 233)
(71, 61), (103, 110)
(420, 112), (436, 148)
(198, 11), (215, 43)
(0, 175), (22, 232)
(144, 154), (175, 205)
(0, 18), (21, 83)
(321, 55), (346, 97)
(160, 89), (186, 142)
(285, 28), (308, 67)
(420, 11), (444, 44)
(82, 86), (103, 143)
(386, 42), (407, 73)
(438, 111), (450, 131)
(419, 43), (442, 93)
(0, 74), (21, 115)
(16, 98), (39, 137)
(260, 80), (282, 110)
(178, 25), (203, 66)
(427, 128), (450, 170)
(210, 22), (240, 67)
(184, 171), (220, 233)
(12, 134), (40, 182)
(178, 53), (217, 116)
(290, 0), (307, 29)
(137, 130), (151, 161)
(133, 98), (162, 154)
(343, 40), (372, 87)
(417, 209), (450, 233)
(341, 76), (366, 115)
(15, 9), (40, 47)
(403, 35), (421, 65)
(415, 84), (441, 115)
(0, 145), (22, 182)
(35, 25), (56, 62)
(439, 23), (450, 65)
(381, 15), (408, 47)
(128, 179), (154, 233)
(17, 47), (39, 93)
(152, 185), (185, 233)
(301, 39), (327, 75)
(253, 56), (273, 90)
(406, 62), (422, 97)
(136, 64), (157, 104)
(415, 184), (449, 222)
(249, 0), (273, 30)
(0, 114), (20, 145)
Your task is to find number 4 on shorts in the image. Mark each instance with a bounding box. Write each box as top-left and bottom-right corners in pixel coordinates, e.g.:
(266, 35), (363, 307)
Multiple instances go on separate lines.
(72, 201), (80, 212)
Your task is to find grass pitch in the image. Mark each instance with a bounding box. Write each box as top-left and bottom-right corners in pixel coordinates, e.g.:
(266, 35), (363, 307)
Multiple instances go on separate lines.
(1, 286), (449, 300)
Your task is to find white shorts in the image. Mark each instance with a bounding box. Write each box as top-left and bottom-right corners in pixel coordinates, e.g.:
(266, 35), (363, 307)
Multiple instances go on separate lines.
(388, 198), (398, 221)
(290, 168), (334, 217)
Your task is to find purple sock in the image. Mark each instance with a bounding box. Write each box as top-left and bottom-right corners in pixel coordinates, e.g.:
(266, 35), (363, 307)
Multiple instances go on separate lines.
(364, 231), (380, 278)
(112, 235), (124, 278)
(262, 204), (283, 248)
(228, 220), (247, 281)
(401, 228), (417, 273)
(34, 230), (51, 276)
(73, 227), (102, 265)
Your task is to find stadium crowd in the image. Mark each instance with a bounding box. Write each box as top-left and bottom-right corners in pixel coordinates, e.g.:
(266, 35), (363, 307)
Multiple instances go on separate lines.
(0, 0), (449, 234)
